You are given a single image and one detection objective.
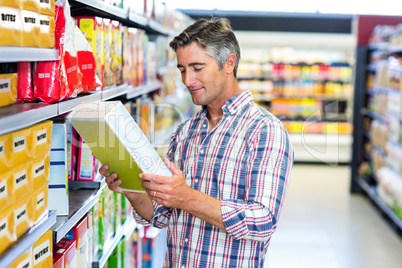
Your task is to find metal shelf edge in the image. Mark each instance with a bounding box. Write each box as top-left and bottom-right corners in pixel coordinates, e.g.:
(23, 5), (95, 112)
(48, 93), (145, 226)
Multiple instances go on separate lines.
(0, 210), (57, 267)
(101, 84), (129, 100)
(0, 47), (58, 63)
(58, 92), (103, 115)
(126, 81), (162, 99)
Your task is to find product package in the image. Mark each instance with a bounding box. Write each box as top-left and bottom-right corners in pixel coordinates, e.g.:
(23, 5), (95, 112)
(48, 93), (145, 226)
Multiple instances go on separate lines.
(0, 171), (14, 210)
(39, 0), (55, 16)
(103, 19), (112, 88)
(111, 20), (123, 86)
(14, 193), (33, 238)
(65, 216), (88, 267)
(86, 211), (93, 265)
(53, 239), (77, 268)
(91, 201), (100, 258)
(9, 248), (33, 268)
(0, 73), (18, 108)
(21, 10), (40, 47)
(0, 7), (22, 46)
(0, 133), (12, 174)
(31, 153), (50, 191)
(11, 125), (33, 168)
(48, 119), (69, 216)
(38, 13), (55, 48)
(13, 162), (33, 204)
(17, 62), (35, 102)
(76, 136), (98, 181)
(21, 0), (40, 12)
(53, 251), (64, 268)
(32, 184), (48, 224)
(32, 120), (53, 159)
(32, 230), (53, 268)
(66, 120), (78, 181)
(0, 206), (15, 255)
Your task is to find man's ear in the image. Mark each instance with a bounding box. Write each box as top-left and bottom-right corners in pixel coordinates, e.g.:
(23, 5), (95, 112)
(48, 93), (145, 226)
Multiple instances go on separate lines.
(225, 53), (237, 74)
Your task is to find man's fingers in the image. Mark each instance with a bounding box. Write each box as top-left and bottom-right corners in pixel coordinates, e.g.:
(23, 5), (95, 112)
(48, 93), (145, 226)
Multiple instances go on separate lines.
(99, 164), (109, 176)
(163, 158), (182, 176)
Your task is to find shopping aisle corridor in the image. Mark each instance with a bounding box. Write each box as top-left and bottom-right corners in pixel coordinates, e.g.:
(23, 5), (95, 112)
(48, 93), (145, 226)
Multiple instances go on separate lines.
(265, 164), (402, 268)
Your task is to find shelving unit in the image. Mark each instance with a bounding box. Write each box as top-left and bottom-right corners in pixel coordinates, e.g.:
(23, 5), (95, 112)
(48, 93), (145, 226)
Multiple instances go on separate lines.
(351, 15), (402, 237)
(0, 0), (189, 265)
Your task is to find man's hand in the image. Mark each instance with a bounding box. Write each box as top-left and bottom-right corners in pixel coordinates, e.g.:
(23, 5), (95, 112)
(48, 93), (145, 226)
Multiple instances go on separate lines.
(140, 158), (193, 209)
(99, 164), (125, 194)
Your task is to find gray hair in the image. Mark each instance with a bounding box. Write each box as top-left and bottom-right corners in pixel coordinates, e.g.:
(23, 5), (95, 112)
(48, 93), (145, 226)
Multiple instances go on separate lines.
(169, 17), (241, 78)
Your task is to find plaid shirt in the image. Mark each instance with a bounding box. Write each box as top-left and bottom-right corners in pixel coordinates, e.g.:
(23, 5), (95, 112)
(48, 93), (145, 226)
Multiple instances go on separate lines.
(133, 91), (294, 267)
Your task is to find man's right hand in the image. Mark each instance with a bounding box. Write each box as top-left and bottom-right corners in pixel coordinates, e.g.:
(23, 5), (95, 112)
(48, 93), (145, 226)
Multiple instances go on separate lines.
(99, 164), (124, 194)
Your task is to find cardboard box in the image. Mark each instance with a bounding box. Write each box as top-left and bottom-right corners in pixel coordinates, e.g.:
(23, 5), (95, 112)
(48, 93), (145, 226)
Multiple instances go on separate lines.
(21, 0), (40, 12)
(0, 7), (22, 46)
(32, 152), (50, 191)
(11, 125), (33, 168)
(32, 120), (53, 158)
(32, 230), (53, 268)
(10, 248), (33, 268)
(53, 250), (64, 268)
(0, 206), (16, 255)
(0, 73), (18, 108)
(48, 120), (69, 216)
(39, 0), (55, 16)
(76, 136), (97, 181)
(86, 211), (93, 265)
(21, 10), (40, 47)
(14, 193), (33, 238)
(65, 216), (88, 267)
(54, 240), (77, 268)
(32, 184), (48, 224)
(0, 170), (14, 211)
(0, 133), (12, 174)
(13, 162), (33, 203)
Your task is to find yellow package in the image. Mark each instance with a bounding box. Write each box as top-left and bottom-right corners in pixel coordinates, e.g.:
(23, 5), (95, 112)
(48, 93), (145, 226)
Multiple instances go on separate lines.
(21, 10), (40, 47)
(32, 184), (48, 224)
(11, 125), (33, 168)
(13, 162), (33, 203)
(0, 206), (16, 255)
(10, 248), (33, 268)
(39, 0), (55, 16)
(0, 0), (20, 8)
(14, 193), (33, 238)
(0, 7), (22, 46)
(21, 0), (40, 12)
(33, 230), (53, 268)
(0, 133), (12, 174)
(31, 153), (49, 191)
(32, 120), (52, 158)
(38, 13), (55, 48)
(0, 171), (14, 212)
(0, 73), (17, 108)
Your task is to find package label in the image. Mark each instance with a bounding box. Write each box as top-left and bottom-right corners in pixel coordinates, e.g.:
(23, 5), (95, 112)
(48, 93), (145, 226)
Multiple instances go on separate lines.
(33, 240), (50, 265)
(0, 217), (9, 238)
(17, 255), (33, 268)
(36, 192), (45, 210)
(0, 141), (4, 157)
(36, 129), (47, 145)
(34, 161), (45, 178)
(0, 179), (7, 200)
(21, 10), (38, 32)
(0, 78), (11, 93)
(0, 7), (21, 30)
(39, 0), (52, 10)
(13, 136), (26, 152)
(15, 204), (28, 226)
(39, 14), (50, 34)
(15, 169), (28, 189)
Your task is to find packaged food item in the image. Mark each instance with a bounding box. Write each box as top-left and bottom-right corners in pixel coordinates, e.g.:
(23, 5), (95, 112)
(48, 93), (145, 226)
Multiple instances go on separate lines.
(32, 230), (53, 268)
(53, 240), (77, 268)
(17, 62), (35, 102)
(0, 170), (14, 211)
(21, 0), (40, 12)
(0, 0), (21, 8)
(0, 73), (17, 108)
(9, 248), (33, 268)
(32, 184), (48, 224)
(13, 162), (33, 203)
(38, 13), (55, 48)
(0, 7), (22, 46)
(111, 20), (123, 85)
(39, 0), (55, 16)
(0, 206), (15, 255)
(31, 153), (50, 191)
(11, 125), (33, 168)
(65, 216), (88, 267)
(14, 193), (33, 238)
(103, 19), (112, 88)
(76, 136), (97, 181)
(21, 10), (40, 47)
(32, 120), (53, 158)
(0, 133), (12, 174)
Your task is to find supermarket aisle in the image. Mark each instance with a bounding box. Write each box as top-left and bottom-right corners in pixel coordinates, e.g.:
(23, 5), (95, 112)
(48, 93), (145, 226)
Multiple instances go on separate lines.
(266, 164), (402, 268)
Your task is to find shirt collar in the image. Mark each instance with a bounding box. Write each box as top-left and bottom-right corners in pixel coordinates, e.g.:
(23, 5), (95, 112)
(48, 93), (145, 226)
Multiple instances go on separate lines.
(199, 90), (254, 118)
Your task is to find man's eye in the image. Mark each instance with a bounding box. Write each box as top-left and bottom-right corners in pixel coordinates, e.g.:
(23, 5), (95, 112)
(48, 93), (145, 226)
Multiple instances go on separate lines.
(194, 67), (203, 72)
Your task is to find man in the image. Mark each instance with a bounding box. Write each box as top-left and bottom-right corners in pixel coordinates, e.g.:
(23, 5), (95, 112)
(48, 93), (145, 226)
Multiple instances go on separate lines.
(100, 17), (293, 267)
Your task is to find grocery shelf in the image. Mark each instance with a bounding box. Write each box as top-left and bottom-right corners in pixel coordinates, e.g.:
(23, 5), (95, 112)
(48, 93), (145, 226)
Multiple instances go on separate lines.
(0, 102), (58, 136)
(0, 47), (58, 63)
(70, 0), (128, 20)
(51, 187), (104, 243)
(0, 210), (57, 268)
(126, 81), (162, 99)
(356, 176), (402, 234)
(101, 84), (129, 100)
(93, 219), (138, 268)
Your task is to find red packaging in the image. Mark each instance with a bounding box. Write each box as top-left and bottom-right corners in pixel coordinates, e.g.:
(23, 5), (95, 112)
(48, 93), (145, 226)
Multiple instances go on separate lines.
(54, 239), (77, 268)
(17, 62), (35, 102)
(77, 50), (98, 92)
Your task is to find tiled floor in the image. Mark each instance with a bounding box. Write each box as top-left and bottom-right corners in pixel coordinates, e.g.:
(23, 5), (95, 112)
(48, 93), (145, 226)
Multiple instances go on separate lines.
(265, 164), (402, 268)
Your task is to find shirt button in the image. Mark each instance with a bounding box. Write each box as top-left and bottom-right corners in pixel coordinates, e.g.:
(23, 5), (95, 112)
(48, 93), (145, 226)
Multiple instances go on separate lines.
(185, 238), (188, 243)
(182, 265), (185, 268)
(195, 179), (198, 183)
(200, 149), (204, 154)
(203, 124), (207, 128)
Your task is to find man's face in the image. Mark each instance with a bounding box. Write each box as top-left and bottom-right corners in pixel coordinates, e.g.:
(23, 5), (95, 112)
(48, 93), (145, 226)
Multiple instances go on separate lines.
(176, 42), (228, 107)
